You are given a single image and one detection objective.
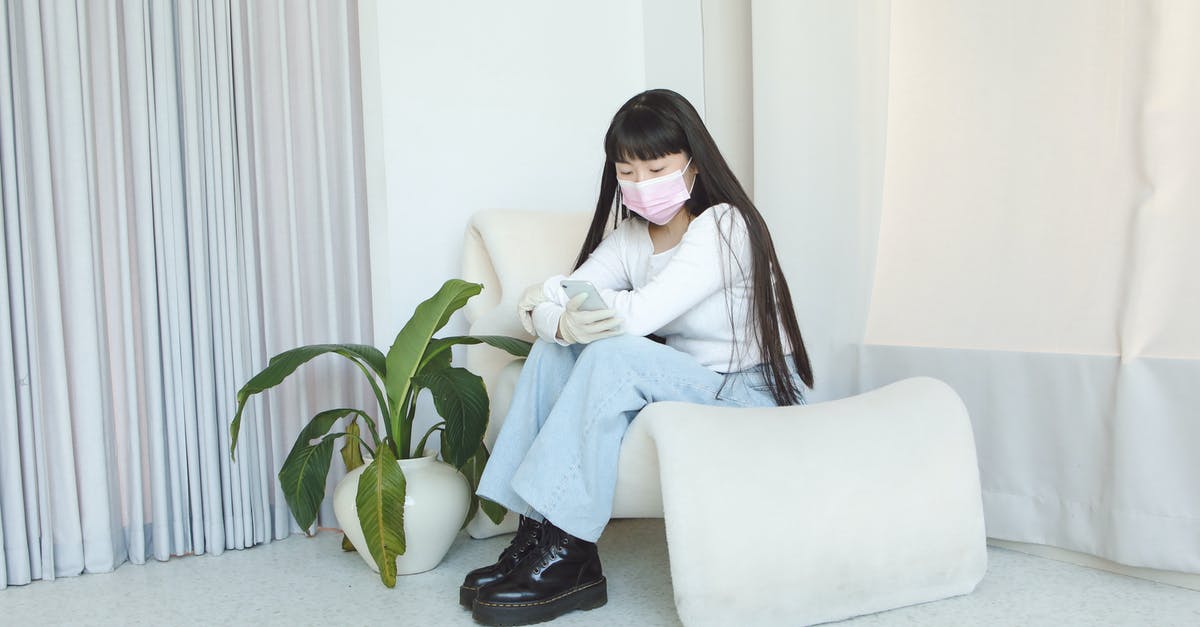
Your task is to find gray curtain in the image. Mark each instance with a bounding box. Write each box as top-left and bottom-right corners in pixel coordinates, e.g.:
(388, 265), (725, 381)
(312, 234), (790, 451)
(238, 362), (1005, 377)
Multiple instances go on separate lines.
(1, 0), (372, 587)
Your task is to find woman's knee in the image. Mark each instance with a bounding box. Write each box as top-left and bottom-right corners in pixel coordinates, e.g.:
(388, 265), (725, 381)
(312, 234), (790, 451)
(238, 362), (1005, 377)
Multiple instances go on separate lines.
(527, 337), (579, 365)
(531, 338), (567, 354)
(576, 334), (658, 363)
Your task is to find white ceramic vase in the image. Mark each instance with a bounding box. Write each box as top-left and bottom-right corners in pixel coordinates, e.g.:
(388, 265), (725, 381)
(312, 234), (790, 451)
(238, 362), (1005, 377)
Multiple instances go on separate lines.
(332, 452), (470, 575)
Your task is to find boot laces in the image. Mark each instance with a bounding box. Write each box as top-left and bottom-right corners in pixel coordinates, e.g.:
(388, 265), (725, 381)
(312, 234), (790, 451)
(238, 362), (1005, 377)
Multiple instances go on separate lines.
(532, 522), (570, 572)
(498, 516), (540, 561)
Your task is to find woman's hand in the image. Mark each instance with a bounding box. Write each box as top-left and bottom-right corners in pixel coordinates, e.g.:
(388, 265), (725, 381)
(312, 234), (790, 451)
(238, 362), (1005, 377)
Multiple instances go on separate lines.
(557, 293), (623, 344)
(517, 283), (549, 336)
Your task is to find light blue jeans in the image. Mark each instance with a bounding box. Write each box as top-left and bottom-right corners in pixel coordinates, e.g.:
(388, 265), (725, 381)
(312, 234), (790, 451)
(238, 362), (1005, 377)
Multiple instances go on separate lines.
(476, 334), (805, 542)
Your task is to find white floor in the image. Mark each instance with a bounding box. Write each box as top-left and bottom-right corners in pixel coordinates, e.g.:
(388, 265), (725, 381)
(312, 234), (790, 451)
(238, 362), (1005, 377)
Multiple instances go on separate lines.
(3, 519), (1199, 626)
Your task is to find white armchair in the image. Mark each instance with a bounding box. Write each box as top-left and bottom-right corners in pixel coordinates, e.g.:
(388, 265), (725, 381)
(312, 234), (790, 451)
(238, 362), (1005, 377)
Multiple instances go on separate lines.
(459, 209), (987, 626)
(461, 209), (670, 522)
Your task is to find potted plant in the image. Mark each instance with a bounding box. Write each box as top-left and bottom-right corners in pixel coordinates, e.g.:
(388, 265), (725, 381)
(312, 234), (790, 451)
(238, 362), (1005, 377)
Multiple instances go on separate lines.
(229, 279), (531, 587)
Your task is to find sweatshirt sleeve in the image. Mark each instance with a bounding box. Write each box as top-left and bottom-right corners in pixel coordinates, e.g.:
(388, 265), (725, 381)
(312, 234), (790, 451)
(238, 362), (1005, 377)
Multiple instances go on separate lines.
(530, 206), (750, 341)
(539, 223), (632, 299)
(530, 222), (633, 344)
(598, 205), (750, 337)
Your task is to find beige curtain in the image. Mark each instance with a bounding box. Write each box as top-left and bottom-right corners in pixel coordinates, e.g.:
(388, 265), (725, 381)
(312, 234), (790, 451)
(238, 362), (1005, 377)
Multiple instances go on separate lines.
(754, 0), (1200, 573)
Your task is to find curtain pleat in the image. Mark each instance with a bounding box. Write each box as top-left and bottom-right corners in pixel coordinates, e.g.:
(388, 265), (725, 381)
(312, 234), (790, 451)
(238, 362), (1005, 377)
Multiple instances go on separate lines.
(2, 0), (372, 587)
(1, 0), (29, 591)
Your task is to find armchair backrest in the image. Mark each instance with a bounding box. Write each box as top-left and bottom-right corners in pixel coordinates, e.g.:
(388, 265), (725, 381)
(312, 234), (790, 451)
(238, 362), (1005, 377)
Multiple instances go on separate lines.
(460, 209), (596, 424)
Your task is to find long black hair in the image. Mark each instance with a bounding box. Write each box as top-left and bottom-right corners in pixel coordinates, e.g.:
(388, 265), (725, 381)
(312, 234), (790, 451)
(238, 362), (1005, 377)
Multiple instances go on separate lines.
(573, 89), (813, 405)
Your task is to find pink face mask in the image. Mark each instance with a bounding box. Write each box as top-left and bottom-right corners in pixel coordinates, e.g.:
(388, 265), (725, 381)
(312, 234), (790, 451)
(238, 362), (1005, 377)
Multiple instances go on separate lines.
(617, 159), (695, 225)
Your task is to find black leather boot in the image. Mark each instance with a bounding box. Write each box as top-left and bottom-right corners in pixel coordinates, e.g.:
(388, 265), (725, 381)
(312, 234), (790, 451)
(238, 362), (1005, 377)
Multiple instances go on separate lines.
(471, 520), (607, 626)
(459, 516), (543, 608)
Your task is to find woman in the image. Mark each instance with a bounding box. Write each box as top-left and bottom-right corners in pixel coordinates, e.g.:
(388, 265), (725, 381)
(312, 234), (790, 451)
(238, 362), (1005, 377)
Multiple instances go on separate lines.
(462, 89), (813, 626)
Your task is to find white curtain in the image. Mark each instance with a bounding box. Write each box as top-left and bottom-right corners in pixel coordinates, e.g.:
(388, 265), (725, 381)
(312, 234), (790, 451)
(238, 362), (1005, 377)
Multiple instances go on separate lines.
(1, 0), (371, 588)
(753, 0), (1199, 573)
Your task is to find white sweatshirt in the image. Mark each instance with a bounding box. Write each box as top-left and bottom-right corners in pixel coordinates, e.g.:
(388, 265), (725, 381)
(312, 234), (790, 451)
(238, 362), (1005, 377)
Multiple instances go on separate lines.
(531, 203), (777, 373)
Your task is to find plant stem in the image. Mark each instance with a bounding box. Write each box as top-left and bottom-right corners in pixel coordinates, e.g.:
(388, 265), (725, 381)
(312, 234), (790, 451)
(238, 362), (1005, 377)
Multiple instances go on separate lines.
(413, 422), (445, 458)
(401, 386), (419, 459)
(394, 385), (413, 459)
(342, 355), (391, 439)
(318, 430), (375, 458)
(416, 342), (449, 372)
(343, 408), (383, 449)
(358, 410), (383, 450)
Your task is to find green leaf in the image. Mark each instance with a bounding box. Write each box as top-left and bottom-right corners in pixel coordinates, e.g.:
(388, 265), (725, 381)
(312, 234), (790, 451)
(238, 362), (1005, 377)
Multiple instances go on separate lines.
(480, 496), (507, 526)
(278, 408), (356, 532)
(458, 445), (483, 529)
(356, 445), (407, 588)
(458, 442), (507, 527)
(422, 335), (532, 370)
(384, 280), (482, 447)
(421, 342), (453, 374)
(459, 442), (489, 490)
(340, 419), (367, 554)
(341, 419), (365, 472)
(412, 367), (488, 468)
(473, 445), (507, 525)
(230, 343), (386, 460)
(465, 334), (532, 357)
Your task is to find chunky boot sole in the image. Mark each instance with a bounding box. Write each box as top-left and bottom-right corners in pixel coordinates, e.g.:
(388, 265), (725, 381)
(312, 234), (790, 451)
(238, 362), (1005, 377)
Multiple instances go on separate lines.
(471, 577), (608, 626)
(460, 585), (479, 608)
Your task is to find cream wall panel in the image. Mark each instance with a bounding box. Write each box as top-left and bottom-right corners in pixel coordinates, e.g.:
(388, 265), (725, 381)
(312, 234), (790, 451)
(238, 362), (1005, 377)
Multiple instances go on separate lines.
(864, 0), (1137, 354)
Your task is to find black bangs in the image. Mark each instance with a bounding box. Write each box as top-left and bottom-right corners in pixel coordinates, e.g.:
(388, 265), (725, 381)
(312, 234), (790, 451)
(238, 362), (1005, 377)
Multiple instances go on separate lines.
(605, 105), (688, 163)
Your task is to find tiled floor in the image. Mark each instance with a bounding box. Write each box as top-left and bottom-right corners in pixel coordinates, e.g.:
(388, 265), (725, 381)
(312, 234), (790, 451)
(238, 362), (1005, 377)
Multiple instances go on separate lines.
(2, 519), (1198, 626)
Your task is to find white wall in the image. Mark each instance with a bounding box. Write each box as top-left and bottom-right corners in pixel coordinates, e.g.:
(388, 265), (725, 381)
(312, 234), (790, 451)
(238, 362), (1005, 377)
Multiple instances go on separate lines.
(700, 0), (754, 189)
(361, 0), (641, 345)
(643, 0), (706, 119)
(360, 0), (712, 347)
(751, 0), (891, 402)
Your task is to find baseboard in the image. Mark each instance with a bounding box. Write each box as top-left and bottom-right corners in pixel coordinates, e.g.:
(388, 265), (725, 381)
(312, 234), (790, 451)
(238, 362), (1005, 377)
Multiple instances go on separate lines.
(987, 538), (1200, 592)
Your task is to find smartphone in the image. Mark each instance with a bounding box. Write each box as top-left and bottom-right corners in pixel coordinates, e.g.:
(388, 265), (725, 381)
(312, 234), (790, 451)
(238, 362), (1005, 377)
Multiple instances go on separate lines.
(559, 279), (609, 311)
